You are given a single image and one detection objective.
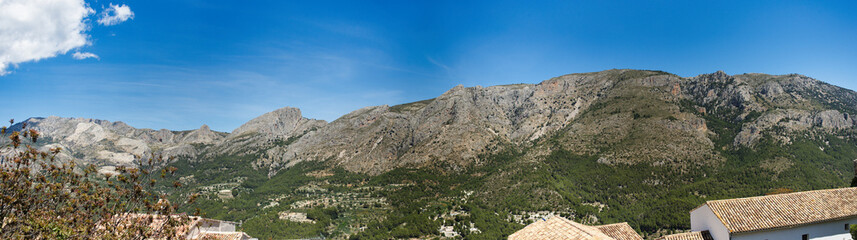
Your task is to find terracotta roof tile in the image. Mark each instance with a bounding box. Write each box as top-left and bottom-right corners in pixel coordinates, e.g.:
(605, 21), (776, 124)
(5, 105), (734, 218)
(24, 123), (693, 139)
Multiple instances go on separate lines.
(594, 222), (643, 240)
(100, 213), (254, 240)
(194, 231), (251, 240)
(655, 231), (713, 240)
(509, 216), (619, 240)
(704, 187), (857, 233)
(99, 213), (202, 239)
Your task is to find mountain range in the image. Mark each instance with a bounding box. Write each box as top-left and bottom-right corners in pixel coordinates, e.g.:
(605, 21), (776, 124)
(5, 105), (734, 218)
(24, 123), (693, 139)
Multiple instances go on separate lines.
(5, 69), (857, 239)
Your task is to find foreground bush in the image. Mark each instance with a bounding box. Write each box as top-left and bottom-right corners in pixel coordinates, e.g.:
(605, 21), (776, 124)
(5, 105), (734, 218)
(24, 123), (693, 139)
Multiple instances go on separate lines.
(0, 120), (194, 239)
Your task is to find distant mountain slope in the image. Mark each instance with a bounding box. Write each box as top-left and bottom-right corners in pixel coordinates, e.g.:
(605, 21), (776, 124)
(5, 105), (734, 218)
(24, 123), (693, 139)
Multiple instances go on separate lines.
(275, 72), (604, 174)
(256, 69), (857, 175)
(0, 107), (326, 175)
(10, 69), (856, 177)
(1, 116), (227, 174)
(6, 69), (857, 239)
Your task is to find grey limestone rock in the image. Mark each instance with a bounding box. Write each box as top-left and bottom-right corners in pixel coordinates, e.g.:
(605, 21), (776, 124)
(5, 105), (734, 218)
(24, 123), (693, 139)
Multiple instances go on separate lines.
(815, 110), (853, 129)
(230, 107), (326, 139)
(1, 116), (226, 168)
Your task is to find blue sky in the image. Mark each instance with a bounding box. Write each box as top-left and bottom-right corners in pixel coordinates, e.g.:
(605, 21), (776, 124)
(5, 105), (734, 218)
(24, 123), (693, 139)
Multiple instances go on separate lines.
(2, 0), (857, 132)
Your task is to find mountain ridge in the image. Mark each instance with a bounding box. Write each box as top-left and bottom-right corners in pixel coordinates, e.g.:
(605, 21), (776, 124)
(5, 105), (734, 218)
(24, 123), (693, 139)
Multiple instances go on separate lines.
(5, 69), (857, 176)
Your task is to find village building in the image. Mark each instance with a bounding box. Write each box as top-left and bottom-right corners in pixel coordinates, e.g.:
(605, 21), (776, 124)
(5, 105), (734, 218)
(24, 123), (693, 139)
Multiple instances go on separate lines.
(509, 216), (642, 240)
(279, 211), (316, 223)
(100, 213), (256, 240)
(656, 231), (713, 240)
(658, 187), (857, 240)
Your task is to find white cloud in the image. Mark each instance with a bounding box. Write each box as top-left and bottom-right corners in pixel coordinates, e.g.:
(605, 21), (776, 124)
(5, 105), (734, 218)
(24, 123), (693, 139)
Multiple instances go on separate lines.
(0, 0), (94, 75)
(98, 4), (134, 26)
(72, 52), (99, 60)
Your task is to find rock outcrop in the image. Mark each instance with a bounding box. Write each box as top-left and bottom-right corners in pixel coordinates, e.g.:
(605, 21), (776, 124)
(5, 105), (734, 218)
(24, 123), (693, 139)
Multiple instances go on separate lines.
(684, 72), (857, 147)
(182, 125), (221, 144)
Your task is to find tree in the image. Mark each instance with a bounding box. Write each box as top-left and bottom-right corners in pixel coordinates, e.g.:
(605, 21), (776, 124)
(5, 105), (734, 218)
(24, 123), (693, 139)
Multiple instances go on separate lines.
(851, 176), (857, 187)
(766, 188), (794, 195)
(851, 223), (857, 240)
(0, 120), (196, 239)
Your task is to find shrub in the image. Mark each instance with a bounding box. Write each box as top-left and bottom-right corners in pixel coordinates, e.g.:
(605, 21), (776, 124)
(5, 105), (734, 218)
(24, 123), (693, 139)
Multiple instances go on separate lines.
(0, 120), (193, 239)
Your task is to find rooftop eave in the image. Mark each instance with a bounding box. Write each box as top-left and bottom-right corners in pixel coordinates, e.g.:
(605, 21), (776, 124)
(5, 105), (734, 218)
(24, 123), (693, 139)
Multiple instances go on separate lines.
(729, 214), (857, 235)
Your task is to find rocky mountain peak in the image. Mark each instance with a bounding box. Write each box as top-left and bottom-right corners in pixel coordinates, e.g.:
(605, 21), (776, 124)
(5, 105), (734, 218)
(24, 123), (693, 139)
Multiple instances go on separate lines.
(181, 124), (220, 144)
(440, 84), (467, 96)
(695, 70), (732, 83)
(230, 106), (326, 139)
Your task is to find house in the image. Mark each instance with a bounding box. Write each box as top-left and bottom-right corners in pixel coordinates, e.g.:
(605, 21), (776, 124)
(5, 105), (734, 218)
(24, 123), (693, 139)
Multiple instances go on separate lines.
(595, 222), (645, 240)
(509, 216), (642, 240)
(439, 225), (460, 238)
(656, 231), (713, 240)
(100, 213), (257, 240)
(188, 217), (254, 240)
(659, 187), (857, 240)
(194, 231), (255, 240)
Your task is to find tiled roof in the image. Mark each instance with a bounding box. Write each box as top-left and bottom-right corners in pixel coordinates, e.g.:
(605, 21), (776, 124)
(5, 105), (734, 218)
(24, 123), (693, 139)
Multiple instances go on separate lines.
(99, 213), (203, 239)
(655, 231), (713, 240)
(194, 231), (251, 240)
(100, 213), (254, 240)
(508, 216), (624, 240)
(594, 222), (643, 240)
(704, 187), (857, 233)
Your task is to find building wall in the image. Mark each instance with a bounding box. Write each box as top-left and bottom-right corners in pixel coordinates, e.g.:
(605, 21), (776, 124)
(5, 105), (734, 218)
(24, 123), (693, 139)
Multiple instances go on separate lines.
(733, 218), (857, 240)
(186, 227), (201, 239)
(690, 204), (730, 240)
(198, 219), (237, 232)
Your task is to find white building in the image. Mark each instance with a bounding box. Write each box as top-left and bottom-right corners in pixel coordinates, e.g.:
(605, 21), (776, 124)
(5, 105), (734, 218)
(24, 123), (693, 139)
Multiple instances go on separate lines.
(661, 187), (857, 240)
(188, 218), (255, 240)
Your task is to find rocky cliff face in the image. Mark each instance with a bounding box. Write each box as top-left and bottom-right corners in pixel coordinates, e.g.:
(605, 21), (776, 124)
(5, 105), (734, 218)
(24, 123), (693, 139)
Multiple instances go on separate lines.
(262, 69), (857, 175)
(1, 116), (228, 174)
(0, 107), (328, 175)
(207, 107), (327, 160)
(6, 69), (857, 177)
(231, 107), (326, 139)
(272, 72), (608, 174)
(541, 71), (720, 169)
(263, 70), (716, 174)
(683, 72), (857, 147)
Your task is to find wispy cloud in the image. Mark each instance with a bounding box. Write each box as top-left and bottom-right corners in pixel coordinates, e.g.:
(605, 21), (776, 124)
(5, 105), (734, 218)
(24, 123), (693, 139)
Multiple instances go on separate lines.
(72, 52), (99, 60)
(98, 4), (134, 26)
(427, 57), (451, 71)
